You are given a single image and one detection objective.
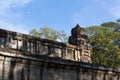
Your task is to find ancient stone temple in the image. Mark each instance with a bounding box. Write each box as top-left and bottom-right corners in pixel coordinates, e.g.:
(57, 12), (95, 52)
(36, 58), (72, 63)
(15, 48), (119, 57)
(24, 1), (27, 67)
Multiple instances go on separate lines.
(0, 25), (120, 80)
(68, 24), (92, 63)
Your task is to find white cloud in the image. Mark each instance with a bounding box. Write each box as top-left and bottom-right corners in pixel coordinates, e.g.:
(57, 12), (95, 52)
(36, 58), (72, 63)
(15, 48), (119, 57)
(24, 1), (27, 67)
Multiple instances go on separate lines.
(0, 0), (32, 9)
(96, 0), (120, 18)
(0, 20), (29, 34)
(0, 0), (32, 17)
(0, 0), (32, 34)
(73, 0), (120, 26)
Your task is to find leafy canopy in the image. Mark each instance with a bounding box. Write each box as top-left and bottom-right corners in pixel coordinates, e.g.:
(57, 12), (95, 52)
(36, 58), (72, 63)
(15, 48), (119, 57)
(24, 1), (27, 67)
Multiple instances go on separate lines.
(29, 26), (68, 43)
(85, 26), (120, 68)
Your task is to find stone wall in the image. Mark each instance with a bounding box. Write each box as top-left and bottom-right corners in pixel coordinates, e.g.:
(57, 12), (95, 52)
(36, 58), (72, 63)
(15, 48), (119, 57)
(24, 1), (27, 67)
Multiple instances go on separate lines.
(0, 51), (120, 80)
(0, 28), (120, 80)
(0, 29), (91, 62)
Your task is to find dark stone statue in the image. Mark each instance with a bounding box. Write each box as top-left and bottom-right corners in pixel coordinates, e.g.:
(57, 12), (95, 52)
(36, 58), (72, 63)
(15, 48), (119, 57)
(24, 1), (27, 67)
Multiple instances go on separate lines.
(68, 24), (88, 46)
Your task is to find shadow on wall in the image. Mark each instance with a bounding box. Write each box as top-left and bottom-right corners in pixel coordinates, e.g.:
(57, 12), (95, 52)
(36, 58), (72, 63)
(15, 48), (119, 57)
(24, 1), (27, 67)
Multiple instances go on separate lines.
(0, 56), (119, 80)
(1, 57), (63, 80)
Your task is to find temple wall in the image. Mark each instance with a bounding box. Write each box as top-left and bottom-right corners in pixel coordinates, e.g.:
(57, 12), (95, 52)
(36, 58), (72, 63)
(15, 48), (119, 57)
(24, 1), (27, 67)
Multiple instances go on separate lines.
(0, 30), (91, 62)
(0, 29), (120, 80)
(0, 33), (80, 61)
(0, 54), (120, 80)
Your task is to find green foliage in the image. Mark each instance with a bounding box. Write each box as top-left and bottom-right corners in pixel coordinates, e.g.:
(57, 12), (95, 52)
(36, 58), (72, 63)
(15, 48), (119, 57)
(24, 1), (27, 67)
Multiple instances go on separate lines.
(39, 26), (58, 41)
(116, 18), (120, 23)
(101, 22), (119, 28)
(29, 29), (39, 37)
(85, 26), (120, 68)
(29, 26), (68, 43)
(57, 30), (68, 43)
(101, 20), (120, 32)
(84, 26), (100, 37)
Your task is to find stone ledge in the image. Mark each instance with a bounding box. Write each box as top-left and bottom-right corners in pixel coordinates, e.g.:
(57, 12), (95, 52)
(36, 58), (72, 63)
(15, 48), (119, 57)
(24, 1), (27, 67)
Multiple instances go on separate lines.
(0, 47), (120, 74)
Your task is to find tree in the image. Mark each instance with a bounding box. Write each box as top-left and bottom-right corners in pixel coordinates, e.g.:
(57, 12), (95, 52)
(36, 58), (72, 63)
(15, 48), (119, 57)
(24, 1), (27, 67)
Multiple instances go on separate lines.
(101, 22), (119, 29)
(29, 26), (68, 43)
(116, 18), (120, 23)
(84, 26), (100, 38)
(85, 26), (120, 68)
(29, 29), (39, 37)
(57, 30), (68, 43)
(39, 26), (58, 41)
(101, 19), (120, 32)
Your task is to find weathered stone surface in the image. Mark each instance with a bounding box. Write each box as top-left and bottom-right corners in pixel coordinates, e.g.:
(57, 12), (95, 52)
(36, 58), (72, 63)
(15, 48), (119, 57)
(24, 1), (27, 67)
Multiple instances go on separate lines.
(0, 56), (4, 79)
(0, 55), (119, 80)
(0, 28), (120, 80)
(68, 24), (92, 63)
(0, 27), (91, 62)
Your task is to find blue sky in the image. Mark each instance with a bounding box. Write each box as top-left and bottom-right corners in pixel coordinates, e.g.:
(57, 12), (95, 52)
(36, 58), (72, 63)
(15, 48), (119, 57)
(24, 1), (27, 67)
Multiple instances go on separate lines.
(0, 0), (120, 35)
